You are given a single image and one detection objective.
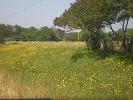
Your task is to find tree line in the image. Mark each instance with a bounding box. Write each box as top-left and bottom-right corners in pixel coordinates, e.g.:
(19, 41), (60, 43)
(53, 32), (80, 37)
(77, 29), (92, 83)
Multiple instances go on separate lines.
(0, 24), (86, 43)
(54, 0), (133, 52)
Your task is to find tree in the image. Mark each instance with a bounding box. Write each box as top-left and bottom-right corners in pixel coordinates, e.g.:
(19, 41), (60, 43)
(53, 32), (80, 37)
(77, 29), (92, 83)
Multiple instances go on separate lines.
(19, 26), (38, 41)
(54, 0), (104, 50)
(13, 25), (22, 35)
(0, 24), (13, 43)
(54, 29), (65, 41)
(37, 27), (57, 41)
(118, 28), (133, 52)
(114, 0), (132, 51)
(0, 24), (13, 36)
(63, 33), (78, 41)
(54, 0), (133, 52)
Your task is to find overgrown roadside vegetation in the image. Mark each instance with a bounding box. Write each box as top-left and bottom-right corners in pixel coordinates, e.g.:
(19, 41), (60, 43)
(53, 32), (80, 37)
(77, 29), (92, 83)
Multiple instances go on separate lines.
(0, 69), (51, 98)
(0, 42), (133, 99)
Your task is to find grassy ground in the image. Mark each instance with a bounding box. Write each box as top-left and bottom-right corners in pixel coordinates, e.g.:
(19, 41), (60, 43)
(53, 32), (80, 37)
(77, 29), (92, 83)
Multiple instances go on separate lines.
(0, 42), (133, 99)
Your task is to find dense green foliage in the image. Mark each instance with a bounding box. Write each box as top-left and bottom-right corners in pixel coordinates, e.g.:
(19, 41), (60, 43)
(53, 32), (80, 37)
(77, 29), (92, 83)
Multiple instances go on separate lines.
(0, 24), (13, 43)
(54, 0), (133, 52)
(0, 24), (85, 42)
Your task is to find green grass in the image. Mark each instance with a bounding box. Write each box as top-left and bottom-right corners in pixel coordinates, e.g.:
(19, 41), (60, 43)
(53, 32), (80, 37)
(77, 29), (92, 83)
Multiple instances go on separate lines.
(0, 42), (133, 99)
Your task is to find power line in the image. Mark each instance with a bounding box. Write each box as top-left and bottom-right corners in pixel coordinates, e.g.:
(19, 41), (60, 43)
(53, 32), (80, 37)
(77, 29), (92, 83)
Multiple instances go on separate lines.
(0, 0), (43, 21)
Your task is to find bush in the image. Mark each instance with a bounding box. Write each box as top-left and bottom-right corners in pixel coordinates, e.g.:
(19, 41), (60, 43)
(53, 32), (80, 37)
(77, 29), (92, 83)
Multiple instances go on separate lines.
(63, 33), (78, 41)
(0, 34), (5, 44)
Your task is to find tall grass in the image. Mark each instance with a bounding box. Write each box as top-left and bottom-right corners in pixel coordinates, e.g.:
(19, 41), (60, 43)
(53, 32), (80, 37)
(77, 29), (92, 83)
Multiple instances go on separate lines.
(0, 42), (133, 99)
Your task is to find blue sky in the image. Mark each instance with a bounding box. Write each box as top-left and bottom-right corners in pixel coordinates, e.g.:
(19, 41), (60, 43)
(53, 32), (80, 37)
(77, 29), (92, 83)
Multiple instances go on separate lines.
(0, 0), (132, 31)
(0, 0), (75, 28)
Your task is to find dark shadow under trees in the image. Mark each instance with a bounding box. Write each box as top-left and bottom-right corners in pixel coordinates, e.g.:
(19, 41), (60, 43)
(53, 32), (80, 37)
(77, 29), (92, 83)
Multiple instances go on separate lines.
(70, 48), (133, 65)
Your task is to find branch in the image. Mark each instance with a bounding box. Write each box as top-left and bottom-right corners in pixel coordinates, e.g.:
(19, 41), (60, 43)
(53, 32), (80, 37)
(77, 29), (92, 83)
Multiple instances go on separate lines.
(124, 18), (129, 33)
(107, 24), (115, 35)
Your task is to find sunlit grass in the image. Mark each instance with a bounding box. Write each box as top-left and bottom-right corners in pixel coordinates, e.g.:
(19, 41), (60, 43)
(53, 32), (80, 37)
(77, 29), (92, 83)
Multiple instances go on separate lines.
(0, 42), (133, 99)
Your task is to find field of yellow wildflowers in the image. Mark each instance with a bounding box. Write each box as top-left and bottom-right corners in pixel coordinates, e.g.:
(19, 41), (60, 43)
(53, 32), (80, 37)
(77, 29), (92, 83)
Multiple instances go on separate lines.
(0, 42), (133, 99)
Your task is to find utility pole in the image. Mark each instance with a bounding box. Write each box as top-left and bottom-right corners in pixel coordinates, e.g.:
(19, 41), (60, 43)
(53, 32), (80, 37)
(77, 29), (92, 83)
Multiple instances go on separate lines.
(77, 32), (80, 42)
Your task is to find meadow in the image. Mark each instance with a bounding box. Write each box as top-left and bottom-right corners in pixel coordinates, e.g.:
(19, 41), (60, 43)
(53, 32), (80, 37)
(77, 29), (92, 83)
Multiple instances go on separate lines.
(0, 42), (133, 99)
